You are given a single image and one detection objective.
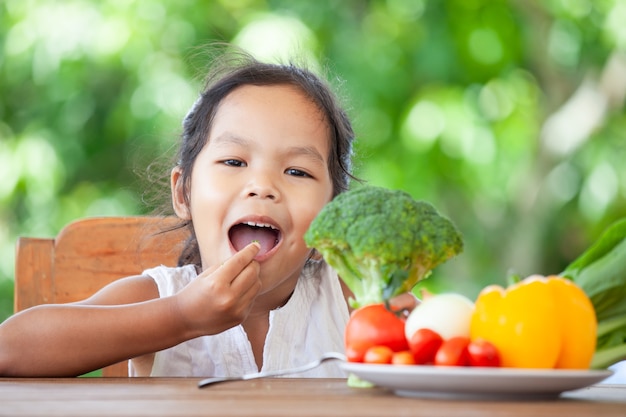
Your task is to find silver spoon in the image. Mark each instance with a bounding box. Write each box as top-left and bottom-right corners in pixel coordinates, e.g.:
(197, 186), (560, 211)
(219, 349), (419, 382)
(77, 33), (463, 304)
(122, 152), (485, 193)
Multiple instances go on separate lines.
(197, 351), (346, 388)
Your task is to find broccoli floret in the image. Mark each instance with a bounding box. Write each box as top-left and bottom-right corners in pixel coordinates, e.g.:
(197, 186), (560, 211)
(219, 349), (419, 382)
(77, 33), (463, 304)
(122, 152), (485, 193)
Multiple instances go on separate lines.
(304, 185), (463, 308)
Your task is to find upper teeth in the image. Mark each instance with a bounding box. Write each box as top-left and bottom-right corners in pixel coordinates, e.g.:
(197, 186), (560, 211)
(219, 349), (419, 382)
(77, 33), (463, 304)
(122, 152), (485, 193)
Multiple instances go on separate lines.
(243, 221), (277, 229)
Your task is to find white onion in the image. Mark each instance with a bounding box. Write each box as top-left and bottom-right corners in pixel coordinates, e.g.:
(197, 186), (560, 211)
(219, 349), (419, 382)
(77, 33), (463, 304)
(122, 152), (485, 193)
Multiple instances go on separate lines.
(404, 293), (475, 340)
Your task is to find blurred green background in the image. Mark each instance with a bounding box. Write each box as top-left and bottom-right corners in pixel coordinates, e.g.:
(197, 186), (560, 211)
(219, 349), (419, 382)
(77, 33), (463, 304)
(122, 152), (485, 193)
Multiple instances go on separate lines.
(1, 0), (626, 322)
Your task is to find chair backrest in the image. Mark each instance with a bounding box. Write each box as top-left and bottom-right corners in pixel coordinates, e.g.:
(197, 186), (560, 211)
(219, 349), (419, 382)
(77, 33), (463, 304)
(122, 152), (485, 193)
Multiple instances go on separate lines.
(14, 216), (190, 377)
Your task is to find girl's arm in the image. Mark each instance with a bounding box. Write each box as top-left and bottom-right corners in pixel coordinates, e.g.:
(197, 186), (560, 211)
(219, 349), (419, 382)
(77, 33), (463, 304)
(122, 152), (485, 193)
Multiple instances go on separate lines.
(0, 278), (184, 377)
(0, 242), (261, 377)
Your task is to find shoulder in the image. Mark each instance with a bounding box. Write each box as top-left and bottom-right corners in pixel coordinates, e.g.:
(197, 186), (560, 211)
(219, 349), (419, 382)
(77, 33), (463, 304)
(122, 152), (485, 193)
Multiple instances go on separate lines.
(313, 261), (354, 311)
(143, 264), (198, 297)
(301, 261), (352, 311)
(76, 265), (198, 306)
(143, 264), (198, 281)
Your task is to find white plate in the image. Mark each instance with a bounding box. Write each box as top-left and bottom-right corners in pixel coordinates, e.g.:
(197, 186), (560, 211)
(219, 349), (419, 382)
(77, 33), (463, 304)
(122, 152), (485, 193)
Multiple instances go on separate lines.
(341, 362), (614, 400)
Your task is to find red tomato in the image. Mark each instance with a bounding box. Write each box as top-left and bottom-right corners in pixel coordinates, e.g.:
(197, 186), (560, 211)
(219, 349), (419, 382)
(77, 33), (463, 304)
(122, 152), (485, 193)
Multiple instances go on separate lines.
(345, 344), (366, 363)
(344, 304), (409, 362)
(467, 338), (501, 367)
(434, 336), (470, 366)
(391, 350), (416, 365)
(364, 346), (394, 364)
(408, 328), (444, 364)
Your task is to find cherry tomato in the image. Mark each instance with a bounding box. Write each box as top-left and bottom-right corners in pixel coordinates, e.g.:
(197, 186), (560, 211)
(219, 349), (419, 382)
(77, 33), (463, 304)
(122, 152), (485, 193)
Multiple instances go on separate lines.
(467, 338), (501, 367)
(407, 328), (444, 364)
(364, 345), (394, 364)
(434, 336), (470, 366)
(344, 304), (409, 362)
(391, 350), (416, 365)
(345, 344), (366, 363)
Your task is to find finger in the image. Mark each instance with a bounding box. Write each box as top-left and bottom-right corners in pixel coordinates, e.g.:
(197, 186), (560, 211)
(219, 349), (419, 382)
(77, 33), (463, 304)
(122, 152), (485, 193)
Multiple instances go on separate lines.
(389, 292), (420, 316)
(226, 247), (261, 298)
(220, 257), (261, 317)
(218, 242), (261, 284)
(234, 266), (262, 306)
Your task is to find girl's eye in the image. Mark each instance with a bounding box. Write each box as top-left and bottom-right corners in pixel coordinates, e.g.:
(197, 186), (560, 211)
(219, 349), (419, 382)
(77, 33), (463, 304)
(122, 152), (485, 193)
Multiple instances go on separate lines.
(285, 168), (312, 178)
(223, 159), (246, 167)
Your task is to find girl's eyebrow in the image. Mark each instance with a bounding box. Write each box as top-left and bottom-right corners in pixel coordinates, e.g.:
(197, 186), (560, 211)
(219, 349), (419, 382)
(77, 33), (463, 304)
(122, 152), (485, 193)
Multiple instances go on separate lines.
(213, 132), (326, 166)
(211, 132), (248, 148)
(285, 145), (326, 166)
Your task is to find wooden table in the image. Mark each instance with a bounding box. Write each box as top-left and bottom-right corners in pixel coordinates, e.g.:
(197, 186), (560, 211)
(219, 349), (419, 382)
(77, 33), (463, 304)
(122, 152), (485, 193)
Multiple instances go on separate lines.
(1, 378), (624, 417)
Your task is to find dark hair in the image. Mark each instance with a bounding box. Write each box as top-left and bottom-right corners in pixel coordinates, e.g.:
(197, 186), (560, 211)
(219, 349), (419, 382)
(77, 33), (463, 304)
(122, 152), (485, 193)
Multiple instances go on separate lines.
(175, 49), (356, 267)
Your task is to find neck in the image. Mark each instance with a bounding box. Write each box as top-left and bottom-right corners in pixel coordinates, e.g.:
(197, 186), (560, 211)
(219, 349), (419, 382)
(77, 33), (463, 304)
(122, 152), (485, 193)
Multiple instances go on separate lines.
(250, 272), (298, 315)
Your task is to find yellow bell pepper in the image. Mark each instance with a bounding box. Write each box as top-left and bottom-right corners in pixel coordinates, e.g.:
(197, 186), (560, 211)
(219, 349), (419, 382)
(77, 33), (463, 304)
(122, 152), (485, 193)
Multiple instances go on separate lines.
(470, 275), (597, 369)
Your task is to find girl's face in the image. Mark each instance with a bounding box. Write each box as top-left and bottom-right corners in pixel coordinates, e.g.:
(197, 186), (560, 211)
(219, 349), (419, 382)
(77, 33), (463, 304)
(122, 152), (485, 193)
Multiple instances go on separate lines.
(172, 85), (334, 306)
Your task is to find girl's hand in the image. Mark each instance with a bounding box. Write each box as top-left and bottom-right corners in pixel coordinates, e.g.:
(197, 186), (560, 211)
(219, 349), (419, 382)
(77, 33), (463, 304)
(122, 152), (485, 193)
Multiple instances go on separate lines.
(388, 292), (420, 319)
(174, 242), (262, 337)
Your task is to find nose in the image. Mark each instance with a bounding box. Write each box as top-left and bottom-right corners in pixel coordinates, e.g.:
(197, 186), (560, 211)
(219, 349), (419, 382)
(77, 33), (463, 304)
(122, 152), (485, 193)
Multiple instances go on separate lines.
(244, 174), (280, 201)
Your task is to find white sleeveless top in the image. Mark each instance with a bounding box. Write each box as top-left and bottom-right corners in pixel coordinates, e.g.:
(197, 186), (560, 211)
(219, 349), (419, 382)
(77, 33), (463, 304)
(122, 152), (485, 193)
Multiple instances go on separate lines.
(130, 262), (349, 377)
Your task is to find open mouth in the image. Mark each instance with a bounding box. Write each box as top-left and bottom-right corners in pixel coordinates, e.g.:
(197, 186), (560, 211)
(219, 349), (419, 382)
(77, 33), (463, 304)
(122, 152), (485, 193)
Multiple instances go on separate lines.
(228, 221), (281, 257)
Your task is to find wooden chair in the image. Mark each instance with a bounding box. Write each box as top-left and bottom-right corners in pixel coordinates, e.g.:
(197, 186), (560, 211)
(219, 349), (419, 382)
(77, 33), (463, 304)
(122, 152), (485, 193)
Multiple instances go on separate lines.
(14, 216), (189, 377)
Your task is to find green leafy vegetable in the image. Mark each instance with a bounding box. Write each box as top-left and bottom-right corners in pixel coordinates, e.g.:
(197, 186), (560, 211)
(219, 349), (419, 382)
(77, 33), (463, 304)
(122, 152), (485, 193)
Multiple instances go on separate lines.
(561, 218), (626, 369)
(304, 185), (464, 308)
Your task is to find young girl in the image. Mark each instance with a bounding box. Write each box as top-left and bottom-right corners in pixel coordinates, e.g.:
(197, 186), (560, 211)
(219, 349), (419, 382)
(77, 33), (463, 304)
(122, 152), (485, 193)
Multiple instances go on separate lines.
(0, 49), (358, 377)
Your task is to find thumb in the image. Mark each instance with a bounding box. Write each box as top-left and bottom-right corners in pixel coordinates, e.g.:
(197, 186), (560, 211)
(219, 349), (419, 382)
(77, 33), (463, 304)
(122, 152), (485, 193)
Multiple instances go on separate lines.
(218, 241), (261, 281)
